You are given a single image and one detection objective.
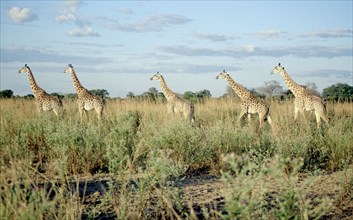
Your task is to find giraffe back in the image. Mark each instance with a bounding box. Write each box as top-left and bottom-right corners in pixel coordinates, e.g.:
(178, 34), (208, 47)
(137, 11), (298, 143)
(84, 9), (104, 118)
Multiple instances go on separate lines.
(77, 91), (105, 111)
(35, 92), (63, 113)
(242, 95), (270, 115)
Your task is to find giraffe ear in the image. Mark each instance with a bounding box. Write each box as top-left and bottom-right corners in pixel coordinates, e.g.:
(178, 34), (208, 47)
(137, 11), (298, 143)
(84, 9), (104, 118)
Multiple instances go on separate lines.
(25, 64), (28, 67)
(278, 63), (281, 67)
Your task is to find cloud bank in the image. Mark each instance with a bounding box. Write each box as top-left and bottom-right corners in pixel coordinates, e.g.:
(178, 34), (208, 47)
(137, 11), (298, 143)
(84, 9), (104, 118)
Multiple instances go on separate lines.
(107, 14), (192, 32)
(299, 69), (352, 79)
(300, 28), (353, 38)
(1, 47), (111, 64)
(194, 33), (233, 42)
(159, 45), (352, 58)
(252, 29), (353, 40)
(67, 27), (100, 37)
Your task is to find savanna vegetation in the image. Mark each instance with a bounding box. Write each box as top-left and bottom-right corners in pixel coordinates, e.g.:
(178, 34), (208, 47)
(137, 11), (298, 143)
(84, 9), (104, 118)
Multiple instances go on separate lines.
(1, 95), (352, 219)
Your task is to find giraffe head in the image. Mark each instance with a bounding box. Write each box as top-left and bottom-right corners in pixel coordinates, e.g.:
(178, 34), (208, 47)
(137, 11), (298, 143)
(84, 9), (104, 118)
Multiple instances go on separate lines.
(18, 64), (31, 74)
(150, 71), (163, 81)
(215, 70), (229, 80)
(271, 63), (285, 75)
(64, 64), (74, 74)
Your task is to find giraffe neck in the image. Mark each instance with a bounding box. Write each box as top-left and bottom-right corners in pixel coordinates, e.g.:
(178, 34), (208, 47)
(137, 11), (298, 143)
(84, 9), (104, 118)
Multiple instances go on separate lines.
(26, 69), (45, 97)
(279, 69), (303, 96)
(225, 75), (250, 100)
(159, 76), (176, 100)
(70, 69), (86, 95)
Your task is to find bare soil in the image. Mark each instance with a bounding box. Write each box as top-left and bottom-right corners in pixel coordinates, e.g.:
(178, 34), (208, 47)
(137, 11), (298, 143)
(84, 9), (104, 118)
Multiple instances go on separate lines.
(22, 169), (353, 219)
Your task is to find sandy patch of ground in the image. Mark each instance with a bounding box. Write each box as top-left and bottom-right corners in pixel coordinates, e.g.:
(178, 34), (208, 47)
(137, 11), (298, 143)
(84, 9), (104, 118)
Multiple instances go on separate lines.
(16, 168), (352, 219)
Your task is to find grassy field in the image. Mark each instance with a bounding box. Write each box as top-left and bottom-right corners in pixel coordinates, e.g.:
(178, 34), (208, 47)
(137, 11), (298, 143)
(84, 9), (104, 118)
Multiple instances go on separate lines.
(1, 98), (352, 219)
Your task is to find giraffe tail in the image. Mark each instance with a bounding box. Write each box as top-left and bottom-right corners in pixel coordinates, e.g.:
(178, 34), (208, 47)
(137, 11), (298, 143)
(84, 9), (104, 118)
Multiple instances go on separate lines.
(190, 101), (195, 123)
(321, 99), (330, 123)
(59, 98), (64, 107)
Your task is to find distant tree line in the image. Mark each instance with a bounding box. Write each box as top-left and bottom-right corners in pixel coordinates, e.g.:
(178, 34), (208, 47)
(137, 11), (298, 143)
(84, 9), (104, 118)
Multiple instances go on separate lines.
(0, 89), (109, 100)
(64, 89), (109, 99)
(1, 83), (353, 102)
(322, 83), (353, 101)
(126, 87), (212, 103)
(254, 80), (321, 100)
(0, 89), (13, 98)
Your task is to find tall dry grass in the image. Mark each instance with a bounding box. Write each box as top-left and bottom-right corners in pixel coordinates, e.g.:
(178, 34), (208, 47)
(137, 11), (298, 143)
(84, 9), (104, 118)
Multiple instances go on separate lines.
(1, 97), (352, 219)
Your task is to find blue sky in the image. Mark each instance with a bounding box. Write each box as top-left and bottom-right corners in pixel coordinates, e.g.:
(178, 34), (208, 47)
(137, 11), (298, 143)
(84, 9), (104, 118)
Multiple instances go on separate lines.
(1, 0), (352, 98)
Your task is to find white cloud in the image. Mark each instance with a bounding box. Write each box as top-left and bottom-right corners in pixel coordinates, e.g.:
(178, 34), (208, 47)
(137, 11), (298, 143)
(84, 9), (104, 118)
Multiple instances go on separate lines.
(67, 27), (100, 37)
(300, 28), (353, 38)
(55, 13), (76, 22)
(56, 0), (99, 37)
(117, 7), (135, 15)
(194, 33), (229, 42)
(255, 30), (288, 39)
(66, 42), (123, 48)
(55, 0), (80, 22)
(108, 14), (192, 32)
(244, 45), (256, 53)
(298, 69), (352, 79)
(55, 0), (88, 26)
(9, 7), (38, 23)
(252, 29), (352, 40)
(159, 45), (352, 58)
(1, 47), (109, 63)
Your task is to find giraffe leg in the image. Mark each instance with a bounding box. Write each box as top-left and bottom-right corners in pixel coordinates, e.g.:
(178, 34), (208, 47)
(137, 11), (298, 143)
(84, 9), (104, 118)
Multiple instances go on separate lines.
(189, 103), (195, 124)
(53, 109), (59, 117)
(183, 111), (188, 122)
(318, 107), (329, 125)
(321, 113), (329, 125)
(79, 109), (84, 123)
(316, 110), (329, 128)
(35, 101), (43, 114)
(294, 106), (299, 122)
(37, 107), (43, 114)
(238, 111), (247, 126)
(258, 113), (264, 130)
(313, 100), (329, 127)
(323, 105), (330, 125)
(182, 104), (189, 122)
(167, 103), (174, 114)
(248, 114), (251, 125)
(238, 103), (248, 126)
(315, 112), (321, 128)
(96, 108), (103, 120)
(300, 109), (307, 125)
(99, 109), (103, 120)
(85, 110), (89, 120)
(267, 115), (275, 131)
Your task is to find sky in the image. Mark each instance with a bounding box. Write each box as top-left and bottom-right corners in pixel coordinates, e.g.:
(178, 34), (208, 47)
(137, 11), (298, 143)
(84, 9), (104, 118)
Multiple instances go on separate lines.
(1, 0), (352, 98)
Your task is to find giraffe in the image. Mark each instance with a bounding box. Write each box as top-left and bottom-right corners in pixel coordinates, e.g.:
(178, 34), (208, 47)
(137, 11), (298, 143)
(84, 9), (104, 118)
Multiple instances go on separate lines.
(150, 72), (195, 123)
(18, 64), (63, 116)
(216, 70), (274, 130)
(271, 63), (329, 128)
(64, 64), (105, 122)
